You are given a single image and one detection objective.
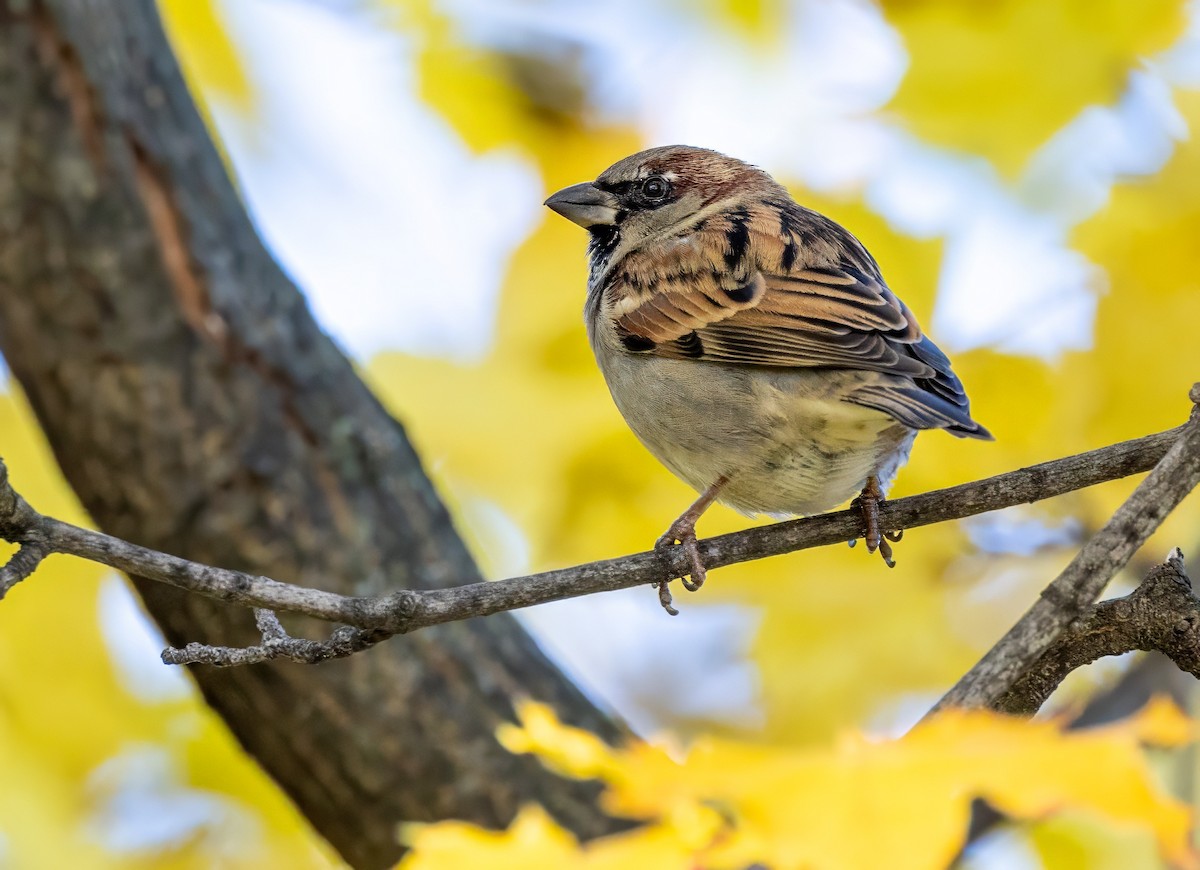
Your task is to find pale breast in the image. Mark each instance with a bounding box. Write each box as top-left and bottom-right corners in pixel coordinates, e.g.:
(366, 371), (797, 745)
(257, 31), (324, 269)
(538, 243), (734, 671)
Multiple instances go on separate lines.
(592, 329), (916, 517)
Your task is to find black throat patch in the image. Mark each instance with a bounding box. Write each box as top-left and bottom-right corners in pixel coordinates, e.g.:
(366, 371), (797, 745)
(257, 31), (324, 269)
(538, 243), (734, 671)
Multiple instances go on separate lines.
(587, 224), (620, 268)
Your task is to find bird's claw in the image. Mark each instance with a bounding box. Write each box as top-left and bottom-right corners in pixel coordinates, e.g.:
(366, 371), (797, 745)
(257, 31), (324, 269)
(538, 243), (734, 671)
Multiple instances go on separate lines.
(854, 477), (902, 568)
(877, 537), (896, 569)
(656, 580), (679, 616)
(654, 522), (707, 613)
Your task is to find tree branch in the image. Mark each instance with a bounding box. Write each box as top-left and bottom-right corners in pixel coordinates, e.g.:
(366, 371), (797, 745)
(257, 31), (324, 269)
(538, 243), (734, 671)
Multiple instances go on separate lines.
(931, 384), (1200, 714)
(992, 549), (1200, 716)
(1, 391), (1196, 667)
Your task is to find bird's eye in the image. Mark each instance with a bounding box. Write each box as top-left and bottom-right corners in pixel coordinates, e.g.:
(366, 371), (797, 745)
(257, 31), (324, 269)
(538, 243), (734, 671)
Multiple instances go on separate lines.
(640, 175), (669, 201)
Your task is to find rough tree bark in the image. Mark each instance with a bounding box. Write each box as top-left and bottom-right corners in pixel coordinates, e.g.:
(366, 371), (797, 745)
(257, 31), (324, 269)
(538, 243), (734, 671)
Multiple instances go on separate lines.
(0, 2), (622, 867)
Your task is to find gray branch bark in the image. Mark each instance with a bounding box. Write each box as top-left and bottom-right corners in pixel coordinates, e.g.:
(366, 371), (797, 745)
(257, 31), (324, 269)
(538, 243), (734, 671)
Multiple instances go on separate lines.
(0, 2), (623, 867)
(993, 549), (1200, 716)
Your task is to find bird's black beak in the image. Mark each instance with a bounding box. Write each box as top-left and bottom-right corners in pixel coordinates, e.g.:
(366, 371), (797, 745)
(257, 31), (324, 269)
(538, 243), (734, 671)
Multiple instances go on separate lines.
(544, 182), (619, 229)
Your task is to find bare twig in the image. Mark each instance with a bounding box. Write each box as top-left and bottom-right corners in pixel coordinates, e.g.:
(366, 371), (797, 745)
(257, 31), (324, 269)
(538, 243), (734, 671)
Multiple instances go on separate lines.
(0, 539), (48, 598)
(931, 386), (1200, 714)
(162, 609), (388, 666)
(0, 393), (1196, 667)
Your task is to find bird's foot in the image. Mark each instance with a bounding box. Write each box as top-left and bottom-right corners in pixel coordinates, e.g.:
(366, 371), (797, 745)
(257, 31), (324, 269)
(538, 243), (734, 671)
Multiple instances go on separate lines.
(653, 520), (708, 615)
(651, 477), (728, 614)
(851, 476), (903, 568)
(655, 521), (707, 591)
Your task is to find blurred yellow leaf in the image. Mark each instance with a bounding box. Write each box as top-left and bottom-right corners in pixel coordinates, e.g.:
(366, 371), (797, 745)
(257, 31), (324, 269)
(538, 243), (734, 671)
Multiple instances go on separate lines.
(399, 801), (720, 870)
(1030, 810), (1169, 870)
(441, 700), (1196, 870)
(882, 0), (1186, 174)
(687, 0), (788, 45)
(158, 0), (254, 113)
(399, 805), (584, 870)
(390, 0), (602, 160)
(497, 701), (617, 780)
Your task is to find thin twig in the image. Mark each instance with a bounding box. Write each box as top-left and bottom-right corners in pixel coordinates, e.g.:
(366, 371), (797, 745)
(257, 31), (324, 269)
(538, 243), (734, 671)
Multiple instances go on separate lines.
(161, 609), (387, 666)
(0, 539), (49, 598)
(0, 393), (1195, 666)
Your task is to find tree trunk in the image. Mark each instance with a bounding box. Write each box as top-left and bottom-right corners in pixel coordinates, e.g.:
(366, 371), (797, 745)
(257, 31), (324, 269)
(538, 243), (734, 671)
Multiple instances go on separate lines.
(0, 2), (622, 867)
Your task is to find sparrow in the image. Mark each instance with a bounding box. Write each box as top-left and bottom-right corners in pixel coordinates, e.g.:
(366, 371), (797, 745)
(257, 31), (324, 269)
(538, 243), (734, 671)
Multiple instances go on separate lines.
(545, 146), (991, 614)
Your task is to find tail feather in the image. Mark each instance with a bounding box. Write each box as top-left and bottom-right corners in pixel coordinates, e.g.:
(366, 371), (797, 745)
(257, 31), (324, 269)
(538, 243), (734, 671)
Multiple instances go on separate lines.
(847, 382), (993, 440)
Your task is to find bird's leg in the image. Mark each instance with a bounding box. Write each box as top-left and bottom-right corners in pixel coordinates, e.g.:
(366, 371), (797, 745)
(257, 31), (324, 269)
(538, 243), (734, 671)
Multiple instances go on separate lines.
(654, 475), (729, 612)
(852, 475), (899, 568)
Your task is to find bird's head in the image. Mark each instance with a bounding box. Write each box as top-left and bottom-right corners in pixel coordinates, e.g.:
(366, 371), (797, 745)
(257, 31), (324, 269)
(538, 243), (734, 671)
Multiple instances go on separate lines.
(545, 145), (781, 268)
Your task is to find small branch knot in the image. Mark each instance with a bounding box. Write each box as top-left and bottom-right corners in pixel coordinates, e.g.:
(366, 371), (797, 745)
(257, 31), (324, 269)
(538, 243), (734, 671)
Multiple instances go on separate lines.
(370, 590), (420, 634)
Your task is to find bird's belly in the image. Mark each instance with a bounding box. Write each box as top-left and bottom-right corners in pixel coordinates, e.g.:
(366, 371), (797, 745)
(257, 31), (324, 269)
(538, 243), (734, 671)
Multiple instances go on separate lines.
(597, 352), (915, 516)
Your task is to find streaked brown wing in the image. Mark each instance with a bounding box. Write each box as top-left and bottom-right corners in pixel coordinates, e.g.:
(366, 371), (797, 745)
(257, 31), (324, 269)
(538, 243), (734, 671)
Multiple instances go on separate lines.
(613, 265), (931, 378)
(608, 255), (989, 438)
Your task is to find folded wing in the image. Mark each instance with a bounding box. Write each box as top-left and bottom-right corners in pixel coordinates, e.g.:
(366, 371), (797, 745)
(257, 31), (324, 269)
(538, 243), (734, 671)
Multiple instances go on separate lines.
(606, 209), (991, 440)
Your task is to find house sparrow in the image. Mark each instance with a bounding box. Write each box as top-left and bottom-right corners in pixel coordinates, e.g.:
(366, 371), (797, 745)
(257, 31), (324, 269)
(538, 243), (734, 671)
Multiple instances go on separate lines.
(545, 146), (991, 614)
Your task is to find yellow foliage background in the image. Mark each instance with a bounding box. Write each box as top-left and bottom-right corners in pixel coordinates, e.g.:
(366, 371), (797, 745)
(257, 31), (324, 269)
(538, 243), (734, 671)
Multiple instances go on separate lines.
(397, 699), (1196, 870)
(1, 0), (1198, 867)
